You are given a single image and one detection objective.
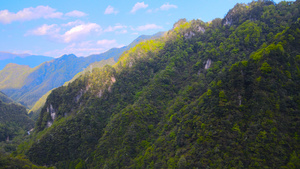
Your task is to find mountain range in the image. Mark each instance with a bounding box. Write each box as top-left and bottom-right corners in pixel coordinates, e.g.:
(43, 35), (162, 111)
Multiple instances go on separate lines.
(0, 32), (163, 108)
(7, 0), (299, 168)
(0, 1), (299, 168)
(0, 52), (53, 70)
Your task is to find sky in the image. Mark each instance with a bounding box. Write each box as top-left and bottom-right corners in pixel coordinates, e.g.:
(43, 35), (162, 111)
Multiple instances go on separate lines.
(0, 0), (289, 58)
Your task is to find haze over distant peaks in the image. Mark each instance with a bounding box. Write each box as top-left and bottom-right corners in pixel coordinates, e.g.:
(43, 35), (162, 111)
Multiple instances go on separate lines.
(0, 51), (31, 60)
(0, 52), (54, 70)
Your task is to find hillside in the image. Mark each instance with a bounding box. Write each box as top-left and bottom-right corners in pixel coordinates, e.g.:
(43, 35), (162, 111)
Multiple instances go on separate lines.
(0, 96), (34, 142)
(28, 57), (116, 120)
(0, 91), (13, 104)
(0, 63), (38, 90)
(15, 0), (300, 168)
(0, 34), (163, 108)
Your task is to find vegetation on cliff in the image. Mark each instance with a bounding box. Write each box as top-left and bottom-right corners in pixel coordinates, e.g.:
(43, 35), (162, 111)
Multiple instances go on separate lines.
(14, 0), (300, 168)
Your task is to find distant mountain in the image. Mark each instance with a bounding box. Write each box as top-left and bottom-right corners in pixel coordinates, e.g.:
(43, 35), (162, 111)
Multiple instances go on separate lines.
(0, 33), (163, 108)
(0, 52), (30, 60)
(0, 63), (37, 90)
(0, 52), (53, 70)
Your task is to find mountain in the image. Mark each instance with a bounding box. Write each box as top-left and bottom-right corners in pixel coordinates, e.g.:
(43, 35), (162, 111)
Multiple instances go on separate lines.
(87, 32), (165, 62)
(0, 63), (40, 90)
(0, 52), (30, 60)
(0, 33), (163, 108)
(28, 57), (116, 120)
(0, 153), (51, 169)
(14, 0), (300, 168)
(0, 52), (53, 70)
(0, 91), (13, 104)
(0, 94), (34, 142)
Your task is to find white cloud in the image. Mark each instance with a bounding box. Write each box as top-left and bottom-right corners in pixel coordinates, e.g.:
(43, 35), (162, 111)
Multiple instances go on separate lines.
(130, 2), (148, 13)
(136, 24), (162, 31)
(160, 3), (178, 11)
(104, 5), (119, 14)
(63, 23), (101, 43)
(147, 3), (177, 13)
(131, 32), (139, 35)
(104, 24), (127, 32)
(65, 10), (87, 17)
(25, 24), (60, 36)
(0, 6), (63, 24)
(27, 22), (102, 43)
(61, 20), (84, 27)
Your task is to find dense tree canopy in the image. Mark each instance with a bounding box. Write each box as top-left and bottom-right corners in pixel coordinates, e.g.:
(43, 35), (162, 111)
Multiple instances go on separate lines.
(11, 0), (300, 168)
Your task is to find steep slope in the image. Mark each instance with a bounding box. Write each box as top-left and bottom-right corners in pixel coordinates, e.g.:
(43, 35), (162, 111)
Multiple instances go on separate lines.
(0, 153), (51, 169)
(0, 91), (13, 104)
(28, 57), (116, 120)
(17, 0), (300, 168)
(0, 63), (38, 90)
(0, 99), (34, 142)
(0, 33), (163, 108)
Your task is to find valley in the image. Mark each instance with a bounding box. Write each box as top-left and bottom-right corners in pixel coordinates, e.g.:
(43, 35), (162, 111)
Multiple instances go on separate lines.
(0, 0), (299, 168)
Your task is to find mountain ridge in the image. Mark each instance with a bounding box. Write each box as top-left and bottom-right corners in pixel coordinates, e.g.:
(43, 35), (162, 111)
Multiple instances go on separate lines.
(0, 53), (53, 70)
(15, 0), (300, 168)
(0, 33), (163, 108)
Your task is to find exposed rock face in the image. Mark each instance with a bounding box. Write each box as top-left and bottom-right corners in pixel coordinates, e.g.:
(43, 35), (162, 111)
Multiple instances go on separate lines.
(196, 26), (205, 33)
(184, 26), (205, 39)
(184, 31), (196, 39)
(97, 76), (116, 98)
(224, 17), (232, 26)
(75, 89), (84, 103)
(238, 95), (242, 106)
(47, 121), (52, 127)
(46, 104), (56, 127)
(205, 59), (212, 69)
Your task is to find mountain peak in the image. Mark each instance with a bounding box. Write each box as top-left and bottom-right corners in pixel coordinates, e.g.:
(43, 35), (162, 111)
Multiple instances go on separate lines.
(59, 54), (77, 60)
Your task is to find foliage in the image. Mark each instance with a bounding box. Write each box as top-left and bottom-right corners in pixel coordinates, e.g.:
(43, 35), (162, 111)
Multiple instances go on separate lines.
(0, 152), (52, 169)
(0, 99), (34, 142)
(14, 1), (300, 168)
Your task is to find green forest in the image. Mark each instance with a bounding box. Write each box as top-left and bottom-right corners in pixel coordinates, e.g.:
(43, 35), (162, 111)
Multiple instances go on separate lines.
(1, 0), (300, 168)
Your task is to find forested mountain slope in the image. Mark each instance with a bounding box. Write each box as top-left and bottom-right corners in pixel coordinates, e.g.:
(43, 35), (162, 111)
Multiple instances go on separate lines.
(16, 0), (300, 168)
(0, 91), (13, 104)
(0, 94), (34, 142)
(28, 58), (116, 120)
(0, 34), (162, 108)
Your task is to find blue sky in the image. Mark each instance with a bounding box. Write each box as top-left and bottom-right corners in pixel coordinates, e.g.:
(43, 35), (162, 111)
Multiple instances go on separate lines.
(0, 0), (289, 57)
